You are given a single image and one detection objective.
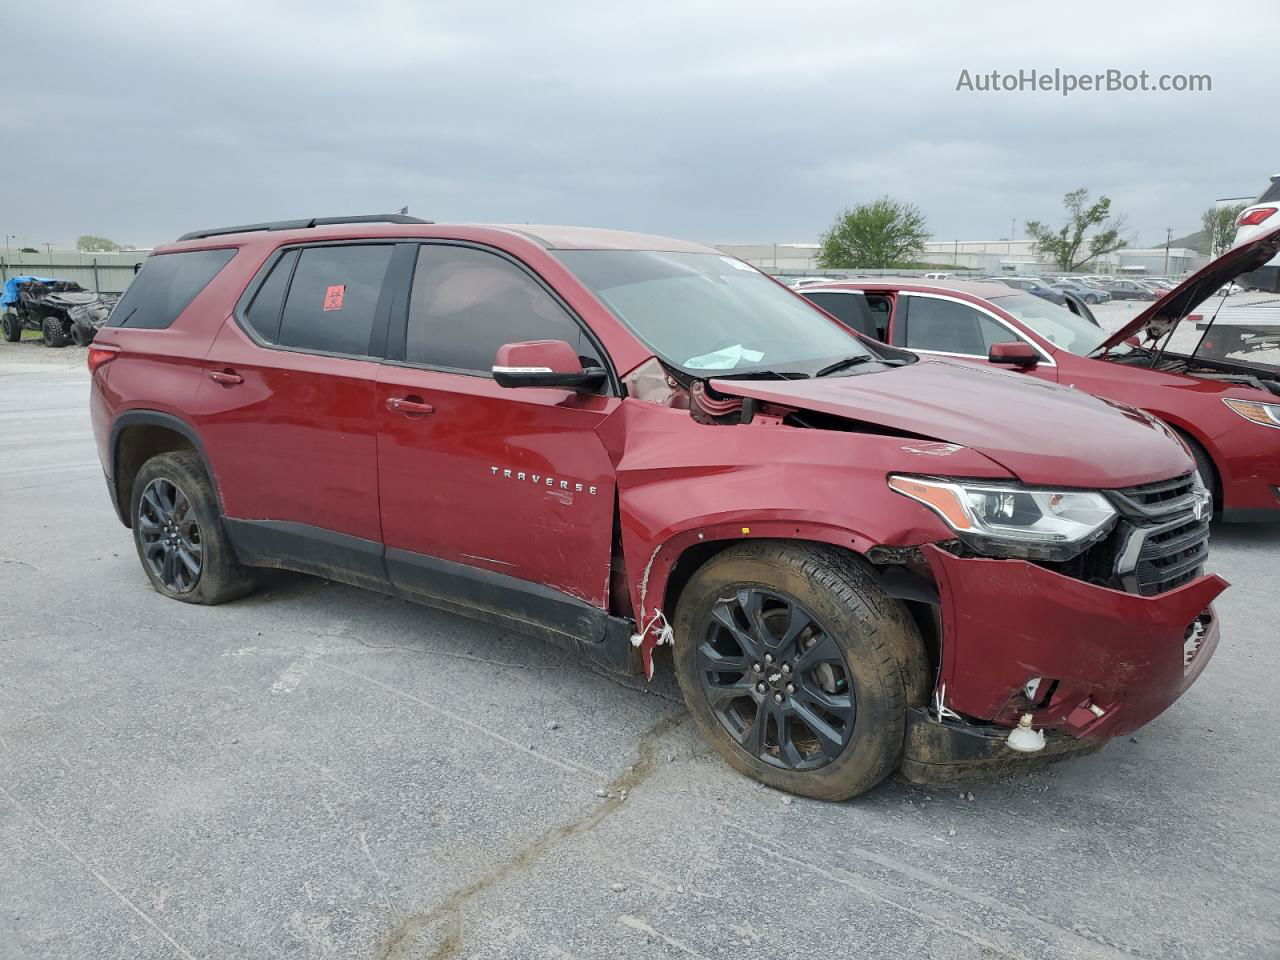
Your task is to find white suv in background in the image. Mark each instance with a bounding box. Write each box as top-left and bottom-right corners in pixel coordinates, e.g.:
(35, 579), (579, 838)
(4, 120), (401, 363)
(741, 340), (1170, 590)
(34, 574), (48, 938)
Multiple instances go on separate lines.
(1234, 174), (1280, 255)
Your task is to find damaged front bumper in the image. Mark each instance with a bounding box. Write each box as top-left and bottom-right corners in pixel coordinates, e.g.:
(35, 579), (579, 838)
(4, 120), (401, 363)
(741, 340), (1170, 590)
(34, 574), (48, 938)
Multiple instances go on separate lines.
(901, 544), (1227, 784)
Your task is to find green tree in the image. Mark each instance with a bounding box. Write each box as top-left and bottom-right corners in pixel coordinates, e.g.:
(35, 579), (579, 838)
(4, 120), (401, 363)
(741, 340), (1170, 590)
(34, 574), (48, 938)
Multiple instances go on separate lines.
(1200, 204), (1246, 257)
(1025, 188), (1127, 271)
(76, 234), (121, 253)
(817, 197), (929, 269)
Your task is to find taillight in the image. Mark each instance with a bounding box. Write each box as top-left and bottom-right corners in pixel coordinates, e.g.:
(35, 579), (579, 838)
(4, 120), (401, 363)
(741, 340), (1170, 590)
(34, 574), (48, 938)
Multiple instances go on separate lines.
(1238, 206), (1277, 227)
(87, 345), (120, 374)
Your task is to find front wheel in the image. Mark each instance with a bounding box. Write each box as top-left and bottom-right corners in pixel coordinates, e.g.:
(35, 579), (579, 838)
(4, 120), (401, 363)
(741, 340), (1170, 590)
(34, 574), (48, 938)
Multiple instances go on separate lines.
(41, 314), (70, 347)
(130, 450), (257, 604)
(672, 541), (928, 801)
(2, 312), (21, 342)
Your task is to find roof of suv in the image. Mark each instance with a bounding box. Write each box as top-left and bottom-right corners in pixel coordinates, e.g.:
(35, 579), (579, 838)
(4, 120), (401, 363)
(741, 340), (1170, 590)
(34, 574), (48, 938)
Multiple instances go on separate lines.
(163, 221), (718, 255)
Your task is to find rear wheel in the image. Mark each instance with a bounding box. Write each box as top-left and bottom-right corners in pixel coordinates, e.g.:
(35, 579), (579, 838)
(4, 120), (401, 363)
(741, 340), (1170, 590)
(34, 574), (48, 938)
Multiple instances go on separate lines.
(672, 541), (927, 801)
(130, 451), (256, 605)
(2, 312), (21, 342)
(70, 322), (94, 347)
(41, 314), (69, 347)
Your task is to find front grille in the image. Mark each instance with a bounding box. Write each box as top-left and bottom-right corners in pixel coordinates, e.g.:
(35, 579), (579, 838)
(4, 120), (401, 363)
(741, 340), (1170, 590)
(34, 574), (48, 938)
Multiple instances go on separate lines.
(1110, 473), (1199, 517)
(1109, 473), (1211, 597)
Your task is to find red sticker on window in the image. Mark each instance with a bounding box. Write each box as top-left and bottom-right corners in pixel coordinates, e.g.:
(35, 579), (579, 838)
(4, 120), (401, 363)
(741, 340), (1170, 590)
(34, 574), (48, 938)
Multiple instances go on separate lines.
(323, 284), (345, 311)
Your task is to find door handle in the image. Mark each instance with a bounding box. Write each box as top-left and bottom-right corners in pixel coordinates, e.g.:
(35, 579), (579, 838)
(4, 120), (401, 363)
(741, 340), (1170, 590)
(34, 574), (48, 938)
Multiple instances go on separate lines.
(386, 396), (435, 416)
(208, 369), (243, 386)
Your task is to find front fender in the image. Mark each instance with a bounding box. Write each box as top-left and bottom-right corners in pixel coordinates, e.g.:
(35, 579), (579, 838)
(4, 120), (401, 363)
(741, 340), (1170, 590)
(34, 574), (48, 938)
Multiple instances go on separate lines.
(598, 400), (1010, 676)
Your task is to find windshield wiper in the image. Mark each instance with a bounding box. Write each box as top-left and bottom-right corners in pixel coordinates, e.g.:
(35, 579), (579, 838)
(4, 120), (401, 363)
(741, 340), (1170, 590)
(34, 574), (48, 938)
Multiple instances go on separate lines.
(815, 354), (904, 377)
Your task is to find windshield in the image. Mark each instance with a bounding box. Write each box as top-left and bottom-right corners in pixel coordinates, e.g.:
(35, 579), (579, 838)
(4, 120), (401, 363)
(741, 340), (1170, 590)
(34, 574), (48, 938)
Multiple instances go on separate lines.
(989, 292), (1117, 356)
(554, 250), (874, 374)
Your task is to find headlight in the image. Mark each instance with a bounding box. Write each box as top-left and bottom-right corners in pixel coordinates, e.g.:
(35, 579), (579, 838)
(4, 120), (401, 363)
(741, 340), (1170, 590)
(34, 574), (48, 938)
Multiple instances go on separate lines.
(888, 475), (1118, 560)
(1223, 398), (1280, 429)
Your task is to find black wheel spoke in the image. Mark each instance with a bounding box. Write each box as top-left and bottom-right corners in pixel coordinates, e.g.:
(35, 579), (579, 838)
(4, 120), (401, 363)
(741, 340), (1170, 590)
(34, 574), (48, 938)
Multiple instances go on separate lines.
(778, 604), (814, 655)
(789, 699), (848, 760)
(171, 489), (191, 523)
(176, 545), (200, 577)
(705, 678), (755, 709)
(710, 604), (763, 659)
(738, 701), (768, 756)
(142, 487), (167, 522)
(793, 680), (854, 721)
(696, 640), (748, 676)
(793, 632), (844, 672)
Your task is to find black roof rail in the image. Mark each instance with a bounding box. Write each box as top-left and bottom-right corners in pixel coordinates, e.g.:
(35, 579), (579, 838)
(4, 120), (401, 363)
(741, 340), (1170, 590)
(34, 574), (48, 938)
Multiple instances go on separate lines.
(176, 213), (432, 242)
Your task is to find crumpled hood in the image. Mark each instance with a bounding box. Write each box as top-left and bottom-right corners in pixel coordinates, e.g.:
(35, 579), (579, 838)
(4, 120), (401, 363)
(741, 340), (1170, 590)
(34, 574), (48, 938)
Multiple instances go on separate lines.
(710, 359), (1193, 489)
(1100, 224), (1280, 350)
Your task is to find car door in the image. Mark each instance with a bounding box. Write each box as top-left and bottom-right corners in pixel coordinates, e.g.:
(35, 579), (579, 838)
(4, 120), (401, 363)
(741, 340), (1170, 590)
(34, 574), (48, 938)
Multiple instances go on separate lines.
(889, 292), (1058, 382)
(196, 241), (398, 587)
(374, 241), (621, 638)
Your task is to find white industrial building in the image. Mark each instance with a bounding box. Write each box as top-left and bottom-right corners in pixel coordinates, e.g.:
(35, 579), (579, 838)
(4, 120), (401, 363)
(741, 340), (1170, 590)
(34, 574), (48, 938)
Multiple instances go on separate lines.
(717, 238), (1209, 278)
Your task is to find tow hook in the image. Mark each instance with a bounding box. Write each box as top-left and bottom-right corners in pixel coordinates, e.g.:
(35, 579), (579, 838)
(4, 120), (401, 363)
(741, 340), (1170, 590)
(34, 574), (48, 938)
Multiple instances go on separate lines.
(1007, 712), (1047, 753)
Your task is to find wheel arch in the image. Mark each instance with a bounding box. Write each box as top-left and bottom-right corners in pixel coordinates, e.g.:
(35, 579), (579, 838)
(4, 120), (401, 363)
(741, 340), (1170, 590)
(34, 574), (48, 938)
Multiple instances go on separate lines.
(1151, 413), (1223, 505)
(110, 411), (220, 527)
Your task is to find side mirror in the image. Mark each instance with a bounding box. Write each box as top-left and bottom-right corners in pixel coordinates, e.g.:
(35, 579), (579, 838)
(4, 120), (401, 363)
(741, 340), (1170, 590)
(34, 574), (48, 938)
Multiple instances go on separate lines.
(492, 339), (606, 390)
(988, 341), (1040, 368)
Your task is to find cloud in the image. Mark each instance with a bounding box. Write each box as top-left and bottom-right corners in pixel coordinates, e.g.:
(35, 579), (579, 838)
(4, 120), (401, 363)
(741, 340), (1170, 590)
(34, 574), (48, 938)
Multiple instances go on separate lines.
(5, 0), (1277, 249)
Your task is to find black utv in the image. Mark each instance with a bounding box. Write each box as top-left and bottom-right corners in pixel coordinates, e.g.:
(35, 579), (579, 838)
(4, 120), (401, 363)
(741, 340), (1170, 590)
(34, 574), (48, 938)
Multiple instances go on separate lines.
(1, 276), (119, 347)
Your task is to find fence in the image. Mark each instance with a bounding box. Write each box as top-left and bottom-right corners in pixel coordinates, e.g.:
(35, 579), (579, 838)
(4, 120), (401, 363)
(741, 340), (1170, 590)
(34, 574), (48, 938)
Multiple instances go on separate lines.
(0, 250), (147, 294)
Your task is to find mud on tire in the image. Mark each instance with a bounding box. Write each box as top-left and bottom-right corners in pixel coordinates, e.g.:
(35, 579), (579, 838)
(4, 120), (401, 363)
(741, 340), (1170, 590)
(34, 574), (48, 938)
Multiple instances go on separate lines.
(130, 450), (257, 605)
(672, 540), (928, 801)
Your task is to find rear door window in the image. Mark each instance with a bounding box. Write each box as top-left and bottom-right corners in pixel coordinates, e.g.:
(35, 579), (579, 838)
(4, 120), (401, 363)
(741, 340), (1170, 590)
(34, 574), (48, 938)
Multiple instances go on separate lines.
(107, 248), (237, 329)
(903, 296), (1015, 356)
(276, 245), (394, 356)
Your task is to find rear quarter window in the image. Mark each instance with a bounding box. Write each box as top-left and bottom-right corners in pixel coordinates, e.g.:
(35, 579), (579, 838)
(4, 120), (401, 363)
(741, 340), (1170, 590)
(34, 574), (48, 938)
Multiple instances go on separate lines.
(107, 248), (237, 329)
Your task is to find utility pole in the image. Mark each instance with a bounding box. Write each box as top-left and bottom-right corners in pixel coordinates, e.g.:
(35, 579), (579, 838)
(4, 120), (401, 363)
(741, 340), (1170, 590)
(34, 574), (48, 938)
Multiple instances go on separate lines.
(1010, 218), (1016, 241)
(1163, 227), (1172, 275)
(43, 242), (54, 264)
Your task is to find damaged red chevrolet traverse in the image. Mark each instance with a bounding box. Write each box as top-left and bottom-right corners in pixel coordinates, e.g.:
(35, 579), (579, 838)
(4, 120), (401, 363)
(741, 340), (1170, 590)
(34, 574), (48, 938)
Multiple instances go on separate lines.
(89, 215), (1226, 799)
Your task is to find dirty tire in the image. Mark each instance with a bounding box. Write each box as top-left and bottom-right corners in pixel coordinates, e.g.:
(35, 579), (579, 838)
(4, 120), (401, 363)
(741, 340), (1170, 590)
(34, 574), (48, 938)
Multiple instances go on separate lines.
(2, 312), (21, 342)
(130, 450), (256, 605)
(70, 323), (94, 347)
(672, 541), (928, 801)
(41, 314), (70, 347)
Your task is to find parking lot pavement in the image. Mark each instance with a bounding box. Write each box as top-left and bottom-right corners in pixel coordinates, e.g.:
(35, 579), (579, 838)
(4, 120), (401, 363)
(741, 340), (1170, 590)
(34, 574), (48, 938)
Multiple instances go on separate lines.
(2, 348), (1278, 960)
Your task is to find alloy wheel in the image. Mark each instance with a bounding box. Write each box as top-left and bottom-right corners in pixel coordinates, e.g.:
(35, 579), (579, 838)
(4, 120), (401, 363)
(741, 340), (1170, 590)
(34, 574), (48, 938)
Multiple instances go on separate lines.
(697, 587), (855, 770)
(137, 477), (203, 592)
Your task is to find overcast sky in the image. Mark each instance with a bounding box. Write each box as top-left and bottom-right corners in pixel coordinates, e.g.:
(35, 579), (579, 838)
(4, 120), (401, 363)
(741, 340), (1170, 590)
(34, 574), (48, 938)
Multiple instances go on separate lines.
(6, 0), (1278, 251)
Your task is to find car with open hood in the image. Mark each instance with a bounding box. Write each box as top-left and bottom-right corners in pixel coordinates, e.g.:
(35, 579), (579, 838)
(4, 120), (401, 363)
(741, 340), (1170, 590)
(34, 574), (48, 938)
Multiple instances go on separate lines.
(798, 225), (1280, 522)
(88, 214), (1224, 800)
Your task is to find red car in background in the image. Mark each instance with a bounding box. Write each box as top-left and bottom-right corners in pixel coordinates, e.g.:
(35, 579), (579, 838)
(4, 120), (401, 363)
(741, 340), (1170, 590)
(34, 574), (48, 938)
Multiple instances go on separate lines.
(800, 226), (1280, 522)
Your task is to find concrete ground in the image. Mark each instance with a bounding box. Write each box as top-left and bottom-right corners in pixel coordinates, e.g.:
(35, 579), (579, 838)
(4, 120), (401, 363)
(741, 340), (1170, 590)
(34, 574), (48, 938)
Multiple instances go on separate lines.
(1, 342), (1278, 960)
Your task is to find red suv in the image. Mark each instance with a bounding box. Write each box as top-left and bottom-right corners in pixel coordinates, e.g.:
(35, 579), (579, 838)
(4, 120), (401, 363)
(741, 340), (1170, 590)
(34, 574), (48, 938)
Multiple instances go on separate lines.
(89, 215), (1225, 799)
(798, 226), (1280, 523)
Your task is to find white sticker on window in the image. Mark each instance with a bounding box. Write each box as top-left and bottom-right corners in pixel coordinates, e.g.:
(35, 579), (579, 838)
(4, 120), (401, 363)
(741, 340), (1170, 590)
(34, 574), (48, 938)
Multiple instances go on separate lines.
(719, 256), (756, 272)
